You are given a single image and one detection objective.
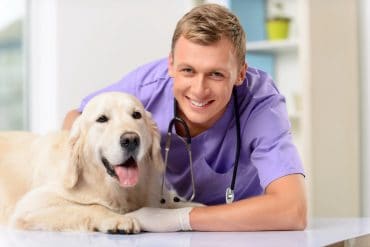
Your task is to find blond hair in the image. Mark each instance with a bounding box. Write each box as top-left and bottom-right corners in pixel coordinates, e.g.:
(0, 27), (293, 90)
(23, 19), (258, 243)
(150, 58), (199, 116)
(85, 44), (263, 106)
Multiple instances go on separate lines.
(171, 3), (246, 67)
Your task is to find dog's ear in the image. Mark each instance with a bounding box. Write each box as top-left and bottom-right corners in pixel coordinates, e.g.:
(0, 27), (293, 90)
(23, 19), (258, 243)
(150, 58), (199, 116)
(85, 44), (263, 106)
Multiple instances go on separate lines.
(63, 116), (84, 189)
(146, 111), (165, 172)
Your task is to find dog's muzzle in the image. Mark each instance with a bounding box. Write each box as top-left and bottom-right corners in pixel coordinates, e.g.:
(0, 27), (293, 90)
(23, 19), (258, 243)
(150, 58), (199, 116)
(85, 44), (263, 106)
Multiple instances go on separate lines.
(100, 132), (141, 188)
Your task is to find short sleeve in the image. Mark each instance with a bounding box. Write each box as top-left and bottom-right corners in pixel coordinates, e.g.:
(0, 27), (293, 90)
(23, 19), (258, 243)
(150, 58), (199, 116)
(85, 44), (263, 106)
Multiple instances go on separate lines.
(77, 58), (169, 112)
(245, 93), (304, 189)
(78, 70), (139, 112)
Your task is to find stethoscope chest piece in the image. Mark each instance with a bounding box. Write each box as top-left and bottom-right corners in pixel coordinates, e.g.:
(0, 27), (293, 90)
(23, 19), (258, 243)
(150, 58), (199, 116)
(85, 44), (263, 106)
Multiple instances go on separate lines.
(225, 187), (234, 204)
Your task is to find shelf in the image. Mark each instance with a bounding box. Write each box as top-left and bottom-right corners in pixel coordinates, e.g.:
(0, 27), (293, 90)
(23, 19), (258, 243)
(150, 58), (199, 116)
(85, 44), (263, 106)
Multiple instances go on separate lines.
(247, 39), (299, 54)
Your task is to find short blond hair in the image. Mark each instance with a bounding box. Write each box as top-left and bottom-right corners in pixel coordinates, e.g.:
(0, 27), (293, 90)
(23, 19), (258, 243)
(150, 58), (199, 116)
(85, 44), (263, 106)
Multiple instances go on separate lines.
(171, 3), (246, 67)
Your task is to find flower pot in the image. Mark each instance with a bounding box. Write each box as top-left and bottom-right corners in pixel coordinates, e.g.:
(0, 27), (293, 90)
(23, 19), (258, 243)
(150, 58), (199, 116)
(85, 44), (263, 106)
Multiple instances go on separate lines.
(266, 18), (290, 40)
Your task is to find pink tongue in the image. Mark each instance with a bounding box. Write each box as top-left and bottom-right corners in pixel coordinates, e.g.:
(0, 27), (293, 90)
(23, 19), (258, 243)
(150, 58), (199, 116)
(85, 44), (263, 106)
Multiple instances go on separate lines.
(114, 166), (139, 187)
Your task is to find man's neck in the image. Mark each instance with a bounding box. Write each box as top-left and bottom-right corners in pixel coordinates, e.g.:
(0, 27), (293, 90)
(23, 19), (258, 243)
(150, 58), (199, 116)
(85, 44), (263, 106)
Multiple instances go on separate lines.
(175, 120), (204, 138)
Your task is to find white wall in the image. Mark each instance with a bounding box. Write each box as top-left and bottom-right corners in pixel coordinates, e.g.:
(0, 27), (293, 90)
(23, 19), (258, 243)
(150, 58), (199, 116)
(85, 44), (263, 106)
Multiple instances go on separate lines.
(360, 0), (370, 216)
(29, 0), (192, 133)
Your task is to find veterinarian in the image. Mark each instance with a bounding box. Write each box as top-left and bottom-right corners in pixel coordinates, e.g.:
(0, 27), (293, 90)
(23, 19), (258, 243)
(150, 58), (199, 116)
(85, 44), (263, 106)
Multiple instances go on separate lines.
(63, 4), (307, 232)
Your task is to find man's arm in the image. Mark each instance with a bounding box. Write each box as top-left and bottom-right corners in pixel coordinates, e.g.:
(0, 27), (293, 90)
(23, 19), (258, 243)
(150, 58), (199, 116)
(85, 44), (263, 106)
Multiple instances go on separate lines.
(126, 174), (307, 232)
(127, 174), (307, 232)
(190, 173), (307, 231)
(62, 109), (81, 130)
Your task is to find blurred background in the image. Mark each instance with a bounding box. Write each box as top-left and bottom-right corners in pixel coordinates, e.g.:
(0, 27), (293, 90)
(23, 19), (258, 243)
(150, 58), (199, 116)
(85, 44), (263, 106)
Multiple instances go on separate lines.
(0, 0), (369, 219)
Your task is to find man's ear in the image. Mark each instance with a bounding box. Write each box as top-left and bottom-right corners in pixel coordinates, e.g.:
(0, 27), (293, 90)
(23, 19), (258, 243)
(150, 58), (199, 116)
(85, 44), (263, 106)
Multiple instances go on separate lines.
(168, 53), (174, 77)
(64, 116), (83, 189)
(146, 110), (165, 172)
(236, 62), (247, 86)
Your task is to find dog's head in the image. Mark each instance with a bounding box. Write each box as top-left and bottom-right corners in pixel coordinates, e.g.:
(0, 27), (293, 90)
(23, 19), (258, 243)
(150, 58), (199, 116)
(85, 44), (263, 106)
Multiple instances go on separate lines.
(64, 92), (163, 189)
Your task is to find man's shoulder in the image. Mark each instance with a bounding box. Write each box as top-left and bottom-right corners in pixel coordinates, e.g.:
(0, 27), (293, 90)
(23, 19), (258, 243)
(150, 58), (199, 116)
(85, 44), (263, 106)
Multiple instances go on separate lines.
(136, 57), (168, 70)
(244, 66), (280, 97)
(245, 66), (275, 86)
(132, 57), (170, 85)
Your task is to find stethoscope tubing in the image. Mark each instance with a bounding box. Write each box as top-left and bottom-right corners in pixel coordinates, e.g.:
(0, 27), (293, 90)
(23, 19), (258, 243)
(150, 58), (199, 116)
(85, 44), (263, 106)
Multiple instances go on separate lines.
(161, 86), (241, 204)
(161, 117), (196, 203)
(230, 87), (241, 191)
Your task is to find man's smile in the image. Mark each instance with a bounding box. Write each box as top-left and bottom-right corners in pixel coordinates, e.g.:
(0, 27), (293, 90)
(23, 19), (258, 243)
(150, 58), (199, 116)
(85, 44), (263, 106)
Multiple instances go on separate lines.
(186, 96), (214, 108)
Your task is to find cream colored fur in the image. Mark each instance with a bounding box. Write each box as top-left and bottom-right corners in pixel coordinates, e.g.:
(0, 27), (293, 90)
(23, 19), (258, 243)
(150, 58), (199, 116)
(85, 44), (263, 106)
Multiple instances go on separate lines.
(0, 92), (191, 233)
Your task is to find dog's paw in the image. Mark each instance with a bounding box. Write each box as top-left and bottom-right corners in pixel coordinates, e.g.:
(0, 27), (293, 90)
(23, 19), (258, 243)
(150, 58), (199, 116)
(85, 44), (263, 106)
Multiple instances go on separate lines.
(9, 215), (35, 230)
(96, 216), (141, 234)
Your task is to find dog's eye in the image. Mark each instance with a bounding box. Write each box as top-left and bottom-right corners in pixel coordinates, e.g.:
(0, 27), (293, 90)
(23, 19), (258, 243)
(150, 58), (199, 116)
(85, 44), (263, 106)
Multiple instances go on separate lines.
(96, 115), (109, 123)
(132, 111), (142, 119)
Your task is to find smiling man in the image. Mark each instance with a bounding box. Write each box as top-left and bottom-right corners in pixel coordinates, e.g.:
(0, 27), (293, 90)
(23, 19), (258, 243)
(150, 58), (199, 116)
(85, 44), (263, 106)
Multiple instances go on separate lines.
(169, 35), (246, 137)
(63, 3), (307, 232)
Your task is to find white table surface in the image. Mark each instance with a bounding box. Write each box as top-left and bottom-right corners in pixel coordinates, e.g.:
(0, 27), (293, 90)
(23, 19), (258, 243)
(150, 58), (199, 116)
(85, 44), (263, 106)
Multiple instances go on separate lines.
(1, 218), (369, 247)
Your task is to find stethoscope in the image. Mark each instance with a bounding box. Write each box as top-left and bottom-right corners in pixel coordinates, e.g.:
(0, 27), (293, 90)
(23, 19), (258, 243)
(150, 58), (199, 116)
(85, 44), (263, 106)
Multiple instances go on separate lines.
(160, 86), (241, 204)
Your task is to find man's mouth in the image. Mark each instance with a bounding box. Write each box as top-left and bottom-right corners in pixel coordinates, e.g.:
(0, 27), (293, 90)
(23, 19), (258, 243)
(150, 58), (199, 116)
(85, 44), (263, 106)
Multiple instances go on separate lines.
(101, 156), (139, 187)
(187, 97), (214, 108)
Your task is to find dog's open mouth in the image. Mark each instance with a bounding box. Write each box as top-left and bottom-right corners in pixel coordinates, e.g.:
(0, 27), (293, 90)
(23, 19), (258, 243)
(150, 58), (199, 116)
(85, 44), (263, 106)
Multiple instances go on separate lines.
(101, 156), (139, 188)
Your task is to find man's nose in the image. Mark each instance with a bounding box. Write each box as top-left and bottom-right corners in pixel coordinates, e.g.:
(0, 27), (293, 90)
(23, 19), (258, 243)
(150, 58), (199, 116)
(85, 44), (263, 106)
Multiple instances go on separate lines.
(191, 75), (209, 96)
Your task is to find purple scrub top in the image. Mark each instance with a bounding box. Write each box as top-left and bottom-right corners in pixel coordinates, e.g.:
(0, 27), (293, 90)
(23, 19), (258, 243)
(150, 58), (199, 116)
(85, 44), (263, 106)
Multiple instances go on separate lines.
(79, 58), (304, 205)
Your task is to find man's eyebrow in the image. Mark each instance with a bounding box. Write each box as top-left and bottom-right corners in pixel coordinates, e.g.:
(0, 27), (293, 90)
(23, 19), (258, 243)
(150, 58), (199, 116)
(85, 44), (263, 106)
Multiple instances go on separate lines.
(210, 68), (227, 72)
(209, 68), (229, 75)
(176, 63), (229, 74)
(176, 63), (193, 68)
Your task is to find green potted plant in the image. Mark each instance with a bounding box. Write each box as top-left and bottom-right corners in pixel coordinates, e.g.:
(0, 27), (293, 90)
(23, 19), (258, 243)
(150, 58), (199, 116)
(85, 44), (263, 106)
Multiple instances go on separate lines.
(266, 2), (291, 40)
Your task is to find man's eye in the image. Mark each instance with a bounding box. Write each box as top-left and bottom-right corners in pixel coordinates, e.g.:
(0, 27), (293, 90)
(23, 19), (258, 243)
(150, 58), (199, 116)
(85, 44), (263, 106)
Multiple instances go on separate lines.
(181, 68), (193, 74)
(210, 72), (224, 78)
(96, 115), (109, 123)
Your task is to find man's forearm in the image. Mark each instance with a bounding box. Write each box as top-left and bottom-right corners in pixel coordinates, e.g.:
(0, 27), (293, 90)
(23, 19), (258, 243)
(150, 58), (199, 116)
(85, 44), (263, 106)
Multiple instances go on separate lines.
(189, 174), (307, 231)
(124, 175), (306, 232)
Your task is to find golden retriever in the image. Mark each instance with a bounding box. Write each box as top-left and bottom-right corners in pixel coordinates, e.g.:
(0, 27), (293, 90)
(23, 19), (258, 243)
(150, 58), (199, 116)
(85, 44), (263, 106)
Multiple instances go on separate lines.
(0, 92), (192, 233)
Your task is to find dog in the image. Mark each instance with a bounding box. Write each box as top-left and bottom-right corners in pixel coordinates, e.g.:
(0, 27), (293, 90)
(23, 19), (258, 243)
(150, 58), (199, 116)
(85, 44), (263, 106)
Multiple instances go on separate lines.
(0, 92), (194, 234)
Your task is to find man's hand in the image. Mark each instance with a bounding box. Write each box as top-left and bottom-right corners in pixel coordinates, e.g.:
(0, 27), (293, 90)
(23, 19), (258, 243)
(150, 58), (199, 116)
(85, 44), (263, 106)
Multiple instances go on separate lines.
(62, 109), (81, 130)
(125, 207), (193, 232)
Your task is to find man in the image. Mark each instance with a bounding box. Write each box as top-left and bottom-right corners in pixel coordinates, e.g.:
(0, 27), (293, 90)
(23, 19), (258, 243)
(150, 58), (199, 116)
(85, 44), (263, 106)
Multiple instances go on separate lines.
(63, 4), (307, 232)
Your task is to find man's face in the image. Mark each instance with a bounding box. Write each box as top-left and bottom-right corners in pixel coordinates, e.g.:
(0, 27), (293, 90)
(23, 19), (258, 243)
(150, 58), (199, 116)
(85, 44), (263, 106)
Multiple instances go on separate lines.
(168, 36), (246, 136)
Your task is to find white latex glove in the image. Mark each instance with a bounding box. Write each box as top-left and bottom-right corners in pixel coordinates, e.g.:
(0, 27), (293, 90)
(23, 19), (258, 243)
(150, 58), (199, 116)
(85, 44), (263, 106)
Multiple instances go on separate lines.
(125, 207), (193, 232)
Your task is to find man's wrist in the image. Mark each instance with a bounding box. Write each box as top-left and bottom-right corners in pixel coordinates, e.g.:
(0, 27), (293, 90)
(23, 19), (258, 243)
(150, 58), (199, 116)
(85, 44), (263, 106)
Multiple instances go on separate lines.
(177, 207), (193, 231)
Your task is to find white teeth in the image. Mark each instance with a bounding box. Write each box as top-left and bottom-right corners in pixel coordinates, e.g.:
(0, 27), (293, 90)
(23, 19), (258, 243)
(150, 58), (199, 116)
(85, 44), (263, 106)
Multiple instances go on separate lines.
(190, 99), (208, 107)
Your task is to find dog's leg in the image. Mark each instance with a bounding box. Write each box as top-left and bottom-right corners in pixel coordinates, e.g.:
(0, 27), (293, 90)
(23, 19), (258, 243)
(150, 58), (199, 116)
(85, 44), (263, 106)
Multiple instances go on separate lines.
(9, 187), (140, 233)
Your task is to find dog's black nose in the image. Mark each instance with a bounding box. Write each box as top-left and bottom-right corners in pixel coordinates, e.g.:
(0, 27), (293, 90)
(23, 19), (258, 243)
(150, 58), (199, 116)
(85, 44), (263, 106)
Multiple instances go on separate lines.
(120, 132), (140, 152)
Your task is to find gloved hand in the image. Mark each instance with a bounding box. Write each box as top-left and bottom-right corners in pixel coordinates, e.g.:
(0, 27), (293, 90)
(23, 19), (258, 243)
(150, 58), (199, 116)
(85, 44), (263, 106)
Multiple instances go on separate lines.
(125, 207), (193, 232)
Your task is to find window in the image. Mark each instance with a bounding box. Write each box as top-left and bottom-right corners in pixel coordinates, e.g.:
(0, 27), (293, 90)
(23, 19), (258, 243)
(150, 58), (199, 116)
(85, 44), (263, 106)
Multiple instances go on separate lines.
(0, 0), (27, 130)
